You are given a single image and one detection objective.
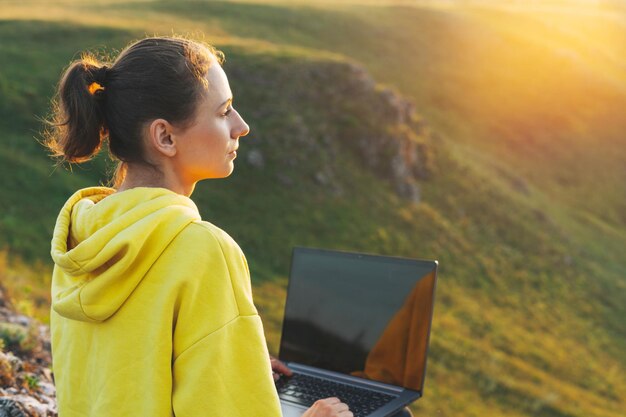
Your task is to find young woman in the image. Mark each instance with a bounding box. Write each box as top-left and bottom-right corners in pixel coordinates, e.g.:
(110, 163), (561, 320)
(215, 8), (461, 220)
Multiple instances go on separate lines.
(45, 35), (352, 417)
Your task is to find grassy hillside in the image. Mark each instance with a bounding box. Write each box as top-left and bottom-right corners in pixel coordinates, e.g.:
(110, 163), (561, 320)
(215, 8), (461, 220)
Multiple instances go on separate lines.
(0, 1), (624, 416)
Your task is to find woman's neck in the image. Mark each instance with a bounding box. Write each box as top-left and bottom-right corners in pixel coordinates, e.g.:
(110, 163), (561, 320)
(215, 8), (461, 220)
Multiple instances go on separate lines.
(116, 163), (196, 197)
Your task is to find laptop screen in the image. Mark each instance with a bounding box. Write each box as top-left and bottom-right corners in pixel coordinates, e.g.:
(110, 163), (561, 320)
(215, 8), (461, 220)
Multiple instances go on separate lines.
(278, 247), (437, 393)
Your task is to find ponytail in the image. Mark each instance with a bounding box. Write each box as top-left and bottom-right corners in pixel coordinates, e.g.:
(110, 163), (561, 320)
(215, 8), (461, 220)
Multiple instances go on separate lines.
(44, 53), (110, 163)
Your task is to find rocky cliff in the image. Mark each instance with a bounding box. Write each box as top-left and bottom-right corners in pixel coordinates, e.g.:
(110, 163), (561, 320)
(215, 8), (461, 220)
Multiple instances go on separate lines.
(227, 54), (435, 203)
(0, 283), (56, 417)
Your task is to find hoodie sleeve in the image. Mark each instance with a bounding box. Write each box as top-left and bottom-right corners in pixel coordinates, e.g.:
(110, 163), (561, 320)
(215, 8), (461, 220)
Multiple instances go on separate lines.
(170, 222), (282, 417)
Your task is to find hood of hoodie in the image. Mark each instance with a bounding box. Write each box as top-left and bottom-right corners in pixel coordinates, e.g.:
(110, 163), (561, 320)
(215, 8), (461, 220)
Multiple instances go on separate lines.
(50, 186), (201, 323)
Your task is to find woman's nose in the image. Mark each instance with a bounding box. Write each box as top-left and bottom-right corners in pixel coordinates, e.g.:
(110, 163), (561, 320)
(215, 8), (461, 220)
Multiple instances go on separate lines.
(239, 120), (250, 138)
(233, 110), (250, 138)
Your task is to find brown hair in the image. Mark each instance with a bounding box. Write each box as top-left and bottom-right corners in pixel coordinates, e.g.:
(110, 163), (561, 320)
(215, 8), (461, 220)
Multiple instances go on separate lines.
(43, 35), (224, 186)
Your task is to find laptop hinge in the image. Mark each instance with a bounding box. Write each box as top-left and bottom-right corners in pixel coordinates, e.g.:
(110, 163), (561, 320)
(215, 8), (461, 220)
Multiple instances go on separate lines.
(287, 362), (405, 393)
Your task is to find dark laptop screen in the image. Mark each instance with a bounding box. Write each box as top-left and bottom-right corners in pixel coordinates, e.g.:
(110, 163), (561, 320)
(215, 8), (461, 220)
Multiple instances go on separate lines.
(279, 247), (437, 392)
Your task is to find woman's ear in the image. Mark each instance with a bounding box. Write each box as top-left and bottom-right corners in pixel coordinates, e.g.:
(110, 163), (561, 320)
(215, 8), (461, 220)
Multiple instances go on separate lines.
(148, 118), (177, 158)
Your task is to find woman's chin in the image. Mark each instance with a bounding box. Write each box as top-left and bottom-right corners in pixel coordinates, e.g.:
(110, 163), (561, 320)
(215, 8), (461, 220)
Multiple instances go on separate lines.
(214, 166), (235, 179)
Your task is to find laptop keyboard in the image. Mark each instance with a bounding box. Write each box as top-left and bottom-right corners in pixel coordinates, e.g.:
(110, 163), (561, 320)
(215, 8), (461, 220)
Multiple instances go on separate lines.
(276, 372), (396, 417)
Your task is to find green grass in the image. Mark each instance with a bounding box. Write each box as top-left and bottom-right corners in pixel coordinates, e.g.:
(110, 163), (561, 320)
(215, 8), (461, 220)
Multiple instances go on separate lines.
(0, 1), (625, 416)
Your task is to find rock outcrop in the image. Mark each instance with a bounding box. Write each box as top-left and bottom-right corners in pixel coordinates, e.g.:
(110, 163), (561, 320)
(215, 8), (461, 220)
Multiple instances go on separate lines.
(316, 62), (434, 202)
(0, 284), (56, 417)
(228, 55), (435, 203)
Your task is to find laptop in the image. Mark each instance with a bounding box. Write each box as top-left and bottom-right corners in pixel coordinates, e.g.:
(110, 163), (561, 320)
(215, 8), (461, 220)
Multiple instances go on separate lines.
(276, 247), (438, 417)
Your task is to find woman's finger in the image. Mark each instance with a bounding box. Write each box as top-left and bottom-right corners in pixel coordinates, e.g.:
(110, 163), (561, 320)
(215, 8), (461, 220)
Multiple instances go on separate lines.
(270, 356), (293, 376)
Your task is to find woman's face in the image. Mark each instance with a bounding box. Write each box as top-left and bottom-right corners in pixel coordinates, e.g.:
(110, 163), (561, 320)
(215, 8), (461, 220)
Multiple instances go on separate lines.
(170, 57), (250, 184)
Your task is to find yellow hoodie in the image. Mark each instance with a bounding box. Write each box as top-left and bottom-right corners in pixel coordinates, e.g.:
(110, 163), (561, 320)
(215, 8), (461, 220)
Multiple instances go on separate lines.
(50, 187), (282, 417)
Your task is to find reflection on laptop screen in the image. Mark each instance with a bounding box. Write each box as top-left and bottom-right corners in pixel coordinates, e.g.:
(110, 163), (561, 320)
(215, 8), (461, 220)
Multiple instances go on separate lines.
(279, 247), (437, 393)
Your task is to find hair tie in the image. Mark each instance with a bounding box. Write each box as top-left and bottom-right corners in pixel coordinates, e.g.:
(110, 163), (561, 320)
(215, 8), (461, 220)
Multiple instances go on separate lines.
(88, 65), (109, 96)
(88, 82), (105, 95)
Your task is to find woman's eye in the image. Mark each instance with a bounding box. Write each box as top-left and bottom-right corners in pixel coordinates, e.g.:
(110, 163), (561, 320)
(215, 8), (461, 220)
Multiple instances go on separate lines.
(222, 107), (233, 117)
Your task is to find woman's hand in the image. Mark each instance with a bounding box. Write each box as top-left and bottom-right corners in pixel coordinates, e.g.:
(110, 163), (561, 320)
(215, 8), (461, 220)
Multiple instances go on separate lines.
(270, 356), (352, 416)
(270, 355), (293, 381)
(301, 398), (353, 417)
